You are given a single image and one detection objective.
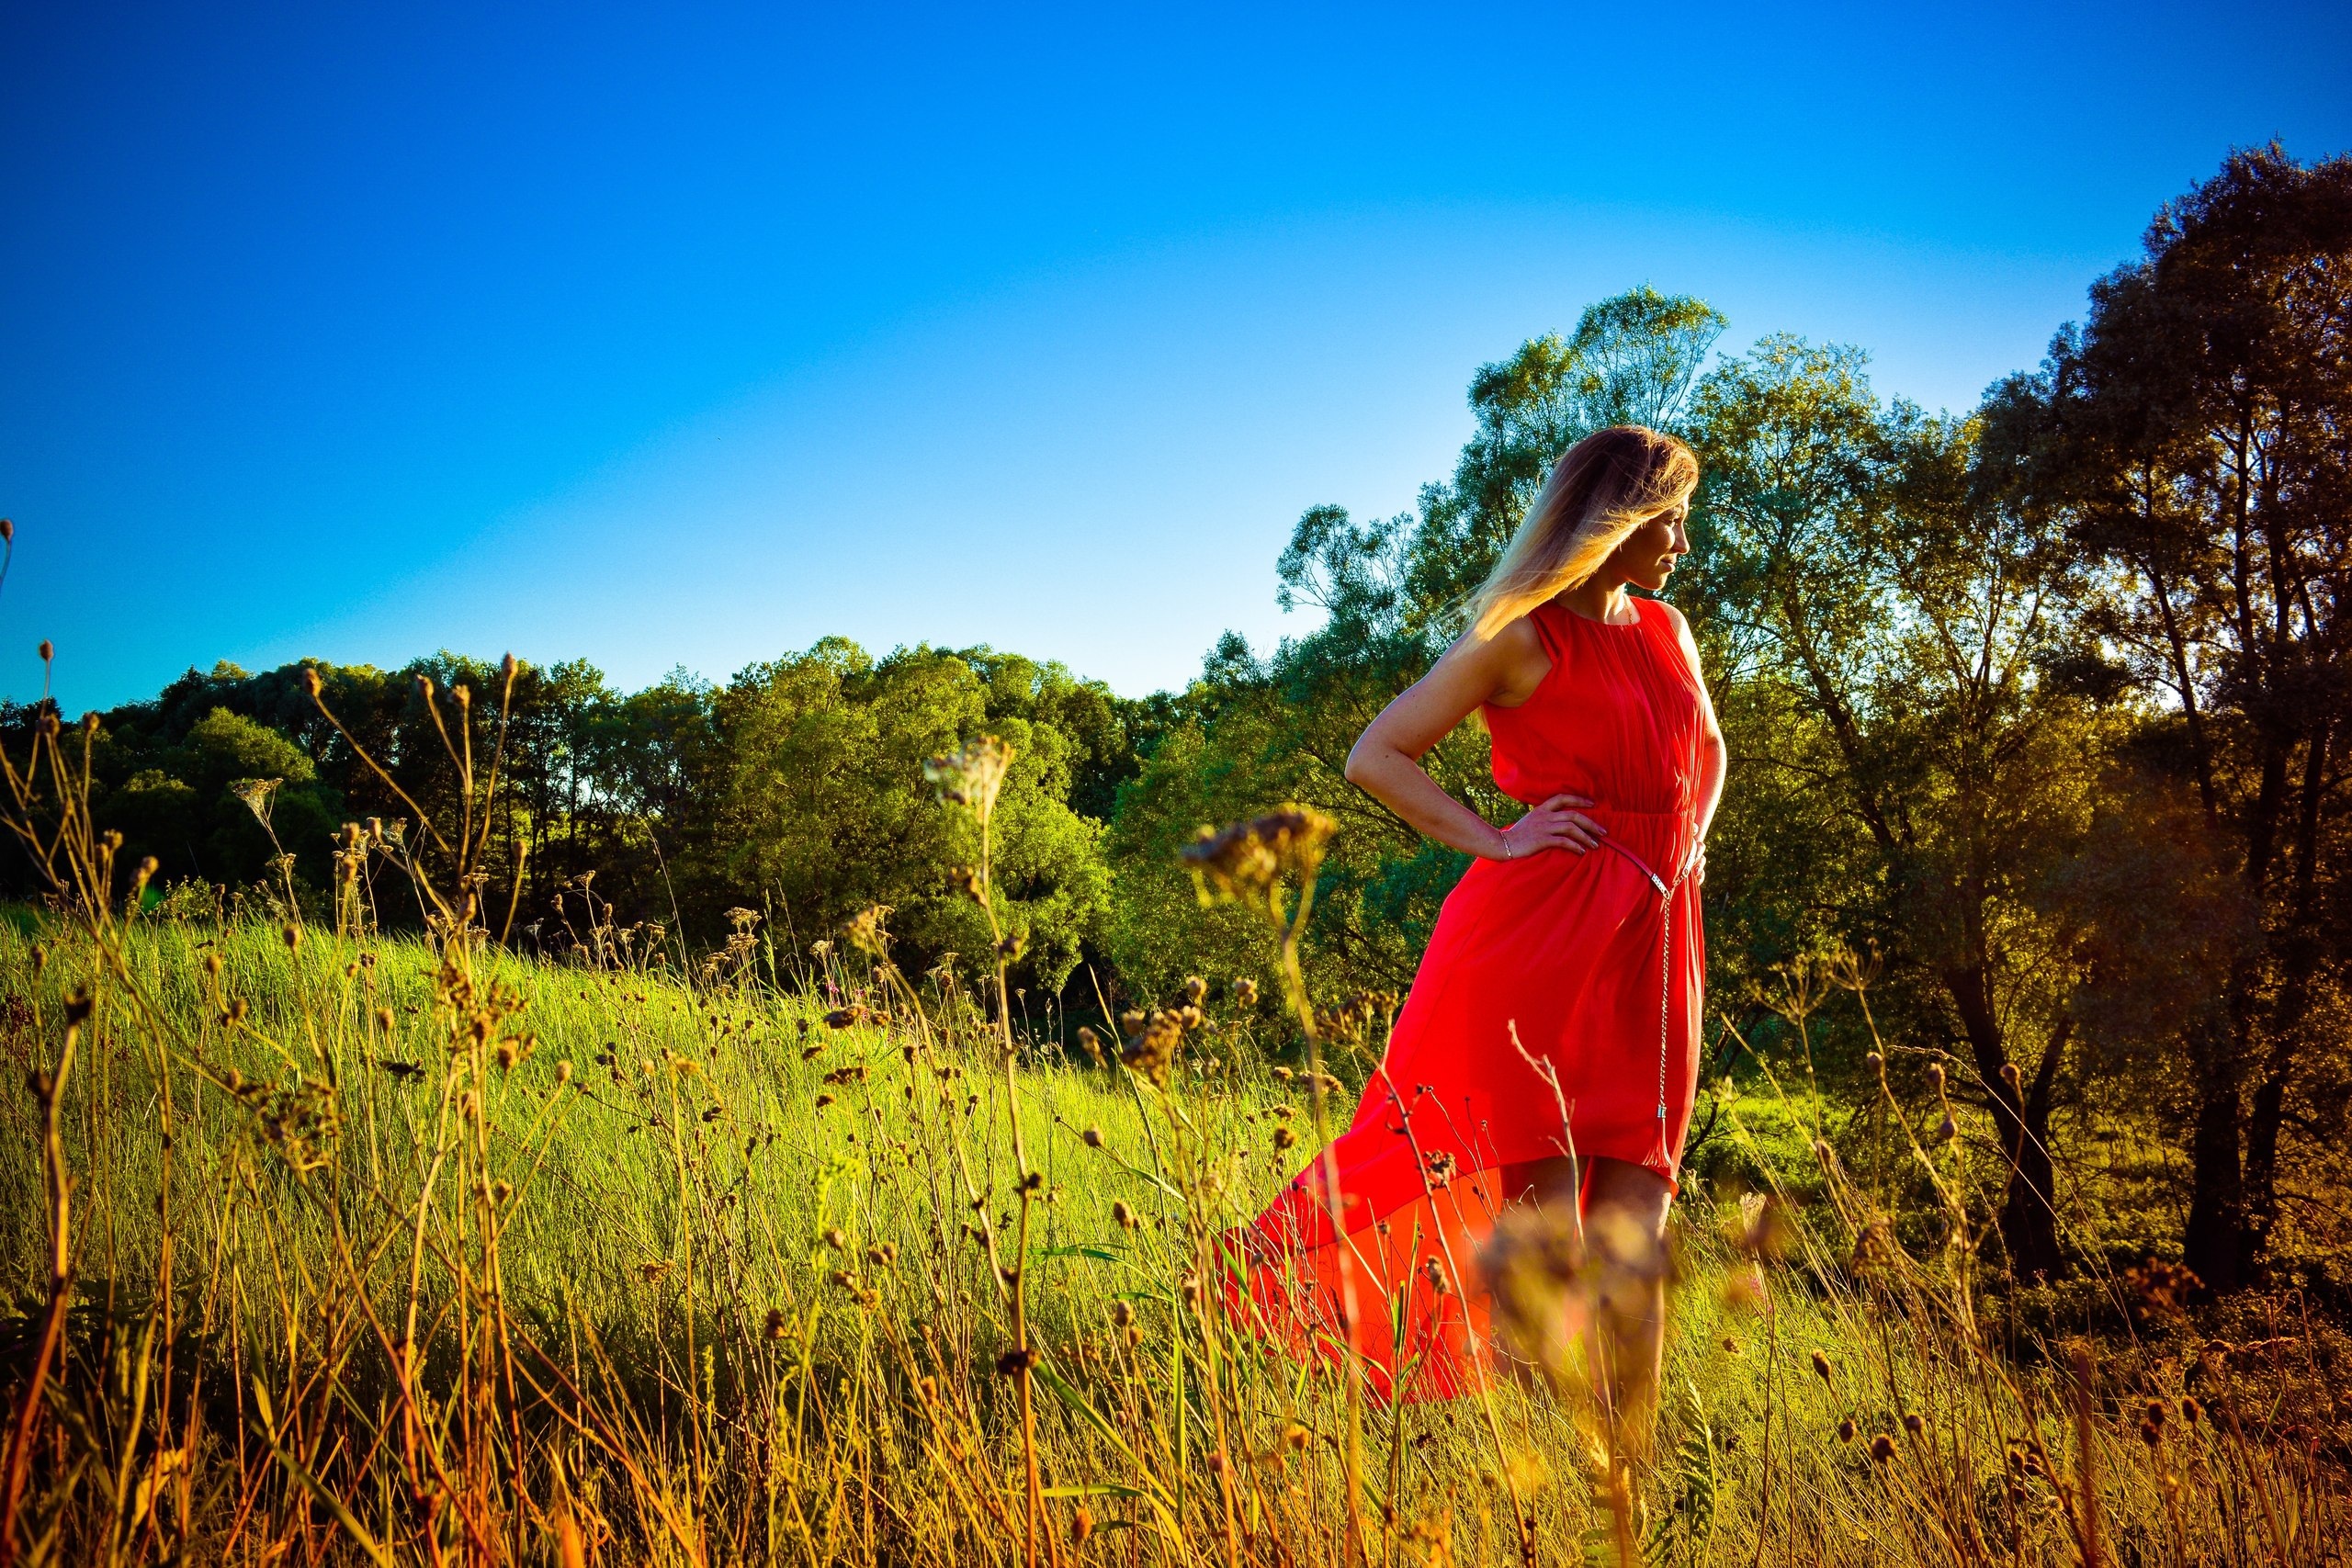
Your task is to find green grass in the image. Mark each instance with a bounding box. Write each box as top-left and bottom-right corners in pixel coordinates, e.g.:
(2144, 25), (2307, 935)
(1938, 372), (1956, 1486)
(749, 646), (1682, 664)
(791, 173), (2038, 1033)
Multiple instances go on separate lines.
(4, 909), (2345, 1566)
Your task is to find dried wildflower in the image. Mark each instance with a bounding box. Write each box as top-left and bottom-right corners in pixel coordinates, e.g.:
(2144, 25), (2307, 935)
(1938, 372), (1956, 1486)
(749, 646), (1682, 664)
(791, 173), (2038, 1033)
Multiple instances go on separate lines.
(1119, 1009), (1183, 1086)
(1869, 1433), (1896, 1465)
(843, 906), (894, 957)
(1902, 1412), (1925, 1437)
(1932, 1111), (1959, 1145)
(1180, 807), (1338, 909)
(1075, 1025), (1102, 1065)
(1111, 1201), (1136, 1230)
(1080, 1125), (1103, 1148)
(824, 1227), (848, 1250)
(1423, 1258), (1450, 1296)
(866, 1242), (898, 1267)
(1111, 1301), (1135, 1328)
(2179, 1396), (2201, 1427)
(639, 1260), (673, 1284)
(1232, 976), (1259, 1008)
(1838, 1417), (1856, 1443)
(231, 777), (282, 828)
(996, 1347), (1038, 1377)
(1272, 1125), (1297, 1151)
(1070, 1507), (1093, 1546)
(1182, 975), (1207, 1005)
(1811, 1349), (1833, 1384)
(924, 735), (1013, 818)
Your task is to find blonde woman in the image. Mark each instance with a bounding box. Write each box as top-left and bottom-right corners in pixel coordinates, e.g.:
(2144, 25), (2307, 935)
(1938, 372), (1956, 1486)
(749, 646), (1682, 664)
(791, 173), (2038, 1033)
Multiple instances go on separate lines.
(1243, 426), (1724, 1425)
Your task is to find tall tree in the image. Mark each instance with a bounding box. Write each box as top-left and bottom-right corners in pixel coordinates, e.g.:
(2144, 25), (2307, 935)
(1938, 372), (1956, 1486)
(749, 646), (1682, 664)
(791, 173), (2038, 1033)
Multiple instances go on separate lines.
(1993, 145), (2351, 1288)
(1691, 338), (2107, 1280)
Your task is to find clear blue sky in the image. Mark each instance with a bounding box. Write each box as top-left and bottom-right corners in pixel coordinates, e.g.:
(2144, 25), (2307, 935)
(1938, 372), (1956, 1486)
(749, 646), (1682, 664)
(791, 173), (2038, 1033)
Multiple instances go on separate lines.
(5, 3), (2346, 709)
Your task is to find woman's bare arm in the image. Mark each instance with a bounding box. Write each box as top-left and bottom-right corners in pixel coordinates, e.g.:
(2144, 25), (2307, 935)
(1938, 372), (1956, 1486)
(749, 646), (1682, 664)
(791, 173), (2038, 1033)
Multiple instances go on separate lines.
(1668, 604), (1727, 877)
(1342, 622), (1608, 862)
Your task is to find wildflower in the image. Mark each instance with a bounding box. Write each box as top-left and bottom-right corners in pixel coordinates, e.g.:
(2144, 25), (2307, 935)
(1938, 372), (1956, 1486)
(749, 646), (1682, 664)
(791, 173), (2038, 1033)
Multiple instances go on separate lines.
(2179, 1396), (2201, 1427)
(1811, 1349), (1832, 1384)
(1423, 1258), (1450, 1296)
(1838, 1417), (1856, 1443)
(1111, 1201), (1136, 1229)
(1902, 1412), (1924, 1436)
(1932, 1111), (1959, 1145)
(1232, 977), (1259, 1008)
(763, 1308), (787, 1340)
(1120, 1009), (1183, 1086)
(1076, 1025), (1102, 1065)
(1111, 1302), (1135, 1328)
(1272, 1125), (1297, 1150)
(996, 1347), (1038, 1377)
(1869, 1433), (1896, 1465)
(824, 1228), (848, 1250)
(925, 735), (1015, 815)
(1183, 975), (1207, 1005)
(1081, 1125), (1103, 1148)
(1180, 807), (1338, 909)
(1070, 1507), (1093, 1546)
(639, 1260), (673, 1283)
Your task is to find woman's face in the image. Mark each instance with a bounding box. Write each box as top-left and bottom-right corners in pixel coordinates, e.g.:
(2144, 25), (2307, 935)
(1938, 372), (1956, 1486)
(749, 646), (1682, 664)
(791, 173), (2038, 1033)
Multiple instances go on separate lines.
(1608, 498), (1691, 592)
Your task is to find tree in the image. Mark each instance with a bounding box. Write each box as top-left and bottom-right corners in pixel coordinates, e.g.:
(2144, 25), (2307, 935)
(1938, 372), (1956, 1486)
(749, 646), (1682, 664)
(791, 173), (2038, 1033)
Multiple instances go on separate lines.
(1990, 144), (2351, 1287)
(1691, 338), (2110, 1280)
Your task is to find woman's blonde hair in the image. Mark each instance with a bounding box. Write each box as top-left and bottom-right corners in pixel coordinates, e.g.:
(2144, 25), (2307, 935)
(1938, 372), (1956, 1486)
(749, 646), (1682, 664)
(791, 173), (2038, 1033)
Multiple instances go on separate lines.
(1464, 424), (1699, 640)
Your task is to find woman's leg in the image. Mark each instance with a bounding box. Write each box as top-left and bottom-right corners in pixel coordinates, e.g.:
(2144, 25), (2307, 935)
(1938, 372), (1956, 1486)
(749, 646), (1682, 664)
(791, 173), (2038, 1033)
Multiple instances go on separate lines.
(1581, 1156), (1674, 1443)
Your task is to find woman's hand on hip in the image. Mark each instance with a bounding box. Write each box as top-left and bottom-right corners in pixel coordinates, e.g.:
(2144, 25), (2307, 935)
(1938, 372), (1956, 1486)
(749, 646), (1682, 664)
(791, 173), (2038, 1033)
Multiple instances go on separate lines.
(1492, 795), (1604, 859)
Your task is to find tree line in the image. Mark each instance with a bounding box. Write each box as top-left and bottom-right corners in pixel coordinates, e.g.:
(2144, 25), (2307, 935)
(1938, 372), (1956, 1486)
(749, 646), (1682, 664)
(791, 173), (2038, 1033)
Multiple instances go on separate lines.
(15, 145), (2346, 1296)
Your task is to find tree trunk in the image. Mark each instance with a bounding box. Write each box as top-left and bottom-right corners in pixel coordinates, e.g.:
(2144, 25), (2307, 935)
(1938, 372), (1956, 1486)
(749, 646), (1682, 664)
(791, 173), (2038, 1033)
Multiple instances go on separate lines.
(2182, 1012), (2245, 1292)
(1943, 963), (2064, 1281)
(2241, 719), (2332, 1274)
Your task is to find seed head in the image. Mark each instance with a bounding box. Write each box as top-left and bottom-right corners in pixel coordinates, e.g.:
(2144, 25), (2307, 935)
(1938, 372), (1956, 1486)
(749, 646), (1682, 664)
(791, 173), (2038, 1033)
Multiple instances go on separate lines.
(763, 1307), (787, 1340)
(1902, 1412), (1925, 1437)
(1232, 976), (1259, 1008)
(1837, 1417), (1856, 1443)
(2179, 1396), (2201, 1427)
(1869, 1433), (1896, 1464)
(37, 639), (53, 663)
(1182, 975), (1207, 1005)
(1075, 1025), (1102, 1065)
(1081, 1125), (1103, 1147)
(823, 1227), (848, 1250)
(1111, 1201), (1136, 1229)
(1111, 1301), (1135, 1327)
(1180, 807), (1338, 908)
(1070, 1506), (1093, 1546)
(1811, 1349), (1832, 1383)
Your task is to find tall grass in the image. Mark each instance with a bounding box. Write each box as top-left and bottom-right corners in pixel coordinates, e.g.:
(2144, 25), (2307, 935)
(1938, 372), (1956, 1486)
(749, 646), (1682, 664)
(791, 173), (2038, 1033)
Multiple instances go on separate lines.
(0, 667), (2343, 1566)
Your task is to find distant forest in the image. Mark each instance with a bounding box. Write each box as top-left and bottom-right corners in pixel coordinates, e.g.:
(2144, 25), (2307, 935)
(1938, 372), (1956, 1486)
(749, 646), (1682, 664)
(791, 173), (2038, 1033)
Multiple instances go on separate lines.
(13, 146), (2347, 1296)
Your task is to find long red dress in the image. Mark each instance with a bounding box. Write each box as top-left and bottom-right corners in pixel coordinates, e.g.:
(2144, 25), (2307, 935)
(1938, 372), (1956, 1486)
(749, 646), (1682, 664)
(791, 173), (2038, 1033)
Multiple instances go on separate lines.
(1237, 593), (1708, 1400)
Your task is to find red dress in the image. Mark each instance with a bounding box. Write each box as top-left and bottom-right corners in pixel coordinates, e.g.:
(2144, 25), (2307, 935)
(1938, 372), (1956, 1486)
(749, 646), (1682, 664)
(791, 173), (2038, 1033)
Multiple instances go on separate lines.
(1238, 594), (1708, 1400)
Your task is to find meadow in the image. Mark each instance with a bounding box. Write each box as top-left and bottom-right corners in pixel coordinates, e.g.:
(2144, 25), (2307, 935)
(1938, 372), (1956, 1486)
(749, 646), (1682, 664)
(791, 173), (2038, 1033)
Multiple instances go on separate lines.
(0, 691), (2344, 1568)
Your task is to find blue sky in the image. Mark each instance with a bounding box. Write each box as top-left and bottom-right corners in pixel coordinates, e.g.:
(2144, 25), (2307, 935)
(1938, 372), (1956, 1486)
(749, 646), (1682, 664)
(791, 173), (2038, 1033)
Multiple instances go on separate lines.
(5, 3), (2346, 709)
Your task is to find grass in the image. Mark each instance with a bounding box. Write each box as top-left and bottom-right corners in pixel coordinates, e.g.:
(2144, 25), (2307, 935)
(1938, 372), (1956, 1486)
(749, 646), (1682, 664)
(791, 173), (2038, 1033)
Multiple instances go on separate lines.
(0, 681), (2346, 1566)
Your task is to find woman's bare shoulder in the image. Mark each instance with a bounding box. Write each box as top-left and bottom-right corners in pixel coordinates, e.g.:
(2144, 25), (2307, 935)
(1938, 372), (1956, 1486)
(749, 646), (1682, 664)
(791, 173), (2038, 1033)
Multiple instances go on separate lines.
(1457, 614), (1553, 707)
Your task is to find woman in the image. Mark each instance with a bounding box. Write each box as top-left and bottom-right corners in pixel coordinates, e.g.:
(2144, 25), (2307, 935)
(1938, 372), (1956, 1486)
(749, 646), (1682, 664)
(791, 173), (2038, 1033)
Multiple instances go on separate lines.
(1240, 425), (1724, 1427)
